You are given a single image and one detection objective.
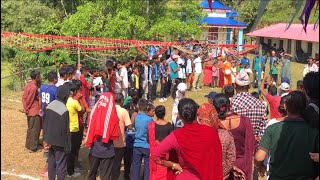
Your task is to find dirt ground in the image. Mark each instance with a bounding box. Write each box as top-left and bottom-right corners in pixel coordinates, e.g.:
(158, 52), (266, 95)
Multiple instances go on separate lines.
(1, 89), (267, 180)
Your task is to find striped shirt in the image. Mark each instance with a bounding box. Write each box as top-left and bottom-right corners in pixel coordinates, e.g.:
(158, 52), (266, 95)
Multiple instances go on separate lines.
(159, 63), (167, 78)
(231, 92), (268, 138)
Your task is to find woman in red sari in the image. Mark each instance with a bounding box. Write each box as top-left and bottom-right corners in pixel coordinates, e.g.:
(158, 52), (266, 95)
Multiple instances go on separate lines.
(213, 93), (256, 180)
(151, 98), (223, 180)
(203, 53), (214, 87)
(148, 105), (173, 180)
(218, 57), (225, 88)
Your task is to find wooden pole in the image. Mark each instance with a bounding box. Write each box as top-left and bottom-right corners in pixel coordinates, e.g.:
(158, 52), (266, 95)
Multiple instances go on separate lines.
(54, 53), (57, 73)
(77, 33), (81, 70)
(18, 55), (23, 90)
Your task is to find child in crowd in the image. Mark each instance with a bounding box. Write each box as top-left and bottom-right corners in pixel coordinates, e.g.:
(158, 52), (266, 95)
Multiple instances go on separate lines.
(132, 99), (153, 180)
(297, 80), (304, 92)
(271, 60), (279, 85)
(212, 61), (218, 88)
(88, 88), (96, 109)
(244, 64), (253, 77)
(146, 104), (155, 117)
(123, 95), (138, 180)
(238, 62), (244, 72)
(171, 79), (187, 129)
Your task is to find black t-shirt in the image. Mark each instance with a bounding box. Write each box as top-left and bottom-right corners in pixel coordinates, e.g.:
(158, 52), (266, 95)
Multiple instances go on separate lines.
(147, 122), (173, 144)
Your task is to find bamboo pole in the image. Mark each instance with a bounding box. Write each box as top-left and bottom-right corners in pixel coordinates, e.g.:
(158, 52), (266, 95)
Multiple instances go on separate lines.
(54, 53), (57, 73)
(77, 33), (81, 70)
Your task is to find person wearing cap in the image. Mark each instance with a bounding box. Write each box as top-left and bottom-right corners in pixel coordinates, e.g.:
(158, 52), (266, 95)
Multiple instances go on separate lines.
(192, 54), (203, 91)
(279, 82), (290, 97)
(171, 81), (187, 129)
(231, 71), (268, 141)
(205, 91), (218, 104)
(280, 52), (292, 84)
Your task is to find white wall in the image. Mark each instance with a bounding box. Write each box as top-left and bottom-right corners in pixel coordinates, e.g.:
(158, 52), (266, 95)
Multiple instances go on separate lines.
(312, 42), (319, 57)
(217, 28), (227, 44)
(207, 11), (226, 18)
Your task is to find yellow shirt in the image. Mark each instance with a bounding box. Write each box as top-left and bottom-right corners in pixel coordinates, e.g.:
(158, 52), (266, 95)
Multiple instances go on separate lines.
(66, 97), (82, 132)
(134, 74), (139, 89)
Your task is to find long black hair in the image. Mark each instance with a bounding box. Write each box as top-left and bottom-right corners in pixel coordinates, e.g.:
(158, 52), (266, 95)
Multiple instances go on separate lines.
(171, 78), (183, 99)
(177, 98), (199, 124)
(213, 93), (231, 120)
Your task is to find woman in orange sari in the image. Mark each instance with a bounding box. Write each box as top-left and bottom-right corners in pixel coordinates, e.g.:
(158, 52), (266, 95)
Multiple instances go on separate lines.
(203, 53), (214, 87)
(148, 105), (173, 180)
(223, 56), (233, 85)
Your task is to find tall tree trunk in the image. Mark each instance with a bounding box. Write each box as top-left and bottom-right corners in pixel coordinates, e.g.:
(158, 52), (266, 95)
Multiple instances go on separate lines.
(146, 0), (150, 29)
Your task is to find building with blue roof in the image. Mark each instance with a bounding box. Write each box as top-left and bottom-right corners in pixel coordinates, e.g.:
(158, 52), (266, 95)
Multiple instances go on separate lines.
(198, 0), (247, 50)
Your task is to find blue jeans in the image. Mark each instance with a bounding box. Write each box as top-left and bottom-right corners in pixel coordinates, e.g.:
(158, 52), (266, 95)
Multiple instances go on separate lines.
(132, 147), (150, 180)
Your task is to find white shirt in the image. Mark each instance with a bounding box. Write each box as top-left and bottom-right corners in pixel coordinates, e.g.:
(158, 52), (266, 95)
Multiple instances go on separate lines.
(177, 58), (186, 79)
(193, 57), (202, 73)
(114, 70), (122, 93)
(120, 67), (129, 88)
(186, 59), (192, 73)
(55, 78), (65, 87)
(92, 76), (103, 88)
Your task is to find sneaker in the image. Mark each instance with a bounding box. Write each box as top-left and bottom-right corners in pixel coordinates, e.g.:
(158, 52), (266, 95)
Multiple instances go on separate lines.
(75, 164), (86, 172)
(159, 98), (164, 102)
(67, 172), (81, 178)
(163, 98), (167, 101)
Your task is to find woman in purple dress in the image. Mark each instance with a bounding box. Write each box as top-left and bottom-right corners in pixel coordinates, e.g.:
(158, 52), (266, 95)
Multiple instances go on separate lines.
(213, 93), (256, 180)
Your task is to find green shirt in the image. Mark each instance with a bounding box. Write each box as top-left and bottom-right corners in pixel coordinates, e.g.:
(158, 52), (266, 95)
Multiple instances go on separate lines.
(271, 64), (278, 74)
(259, 117), (319, 179)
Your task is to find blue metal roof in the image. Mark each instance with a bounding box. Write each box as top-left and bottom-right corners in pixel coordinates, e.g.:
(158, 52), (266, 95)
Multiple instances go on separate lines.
(199, 0), (230, 10)
(200, 17), (247, 27)
(226, 9), (239, 17)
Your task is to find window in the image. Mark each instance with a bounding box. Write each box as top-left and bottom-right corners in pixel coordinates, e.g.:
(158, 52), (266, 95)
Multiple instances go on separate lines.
(268, 39), (272, 46)
(287, 39), (292, 54)
(259, 37), (264, 44)
(279, 40), (284, 49)
(307, 42), (312, 56)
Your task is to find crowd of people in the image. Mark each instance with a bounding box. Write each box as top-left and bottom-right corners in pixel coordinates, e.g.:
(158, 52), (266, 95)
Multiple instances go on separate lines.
(20, 47), (319, 180)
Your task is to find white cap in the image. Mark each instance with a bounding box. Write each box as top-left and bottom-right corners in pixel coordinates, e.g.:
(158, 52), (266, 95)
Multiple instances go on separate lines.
(177, 83), (187, 92)
(279, 82), (290, 91)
